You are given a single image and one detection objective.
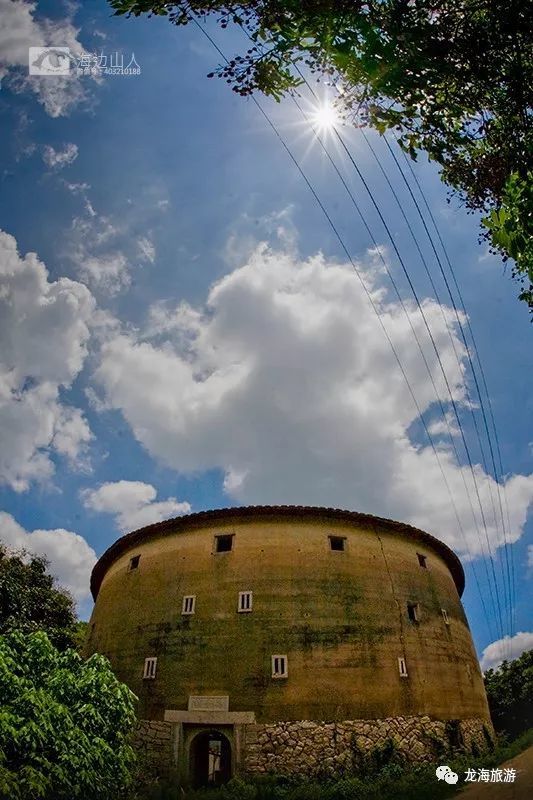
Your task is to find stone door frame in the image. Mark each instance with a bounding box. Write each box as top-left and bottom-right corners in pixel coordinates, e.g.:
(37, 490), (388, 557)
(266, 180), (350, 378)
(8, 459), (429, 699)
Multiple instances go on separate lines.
(164, 710), (256, 787)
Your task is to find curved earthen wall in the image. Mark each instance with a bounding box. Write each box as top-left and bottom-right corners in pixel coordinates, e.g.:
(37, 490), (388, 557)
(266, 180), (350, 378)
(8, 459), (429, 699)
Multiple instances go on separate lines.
(87, 506), (490, 730)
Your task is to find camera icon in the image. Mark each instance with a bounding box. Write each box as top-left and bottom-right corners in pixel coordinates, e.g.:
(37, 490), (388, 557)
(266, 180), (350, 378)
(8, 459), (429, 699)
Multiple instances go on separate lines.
(29, 47), (71, 76)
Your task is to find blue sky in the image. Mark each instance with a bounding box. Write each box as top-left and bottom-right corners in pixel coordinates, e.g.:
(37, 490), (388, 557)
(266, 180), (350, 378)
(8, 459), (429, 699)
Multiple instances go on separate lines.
(0, 0), (531, 670)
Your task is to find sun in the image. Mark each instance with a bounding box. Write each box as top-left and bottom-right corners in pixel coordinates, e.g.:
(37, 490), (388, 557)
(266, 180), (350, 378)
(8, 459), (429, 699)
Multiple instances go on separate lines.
(312, 102), (339, 132)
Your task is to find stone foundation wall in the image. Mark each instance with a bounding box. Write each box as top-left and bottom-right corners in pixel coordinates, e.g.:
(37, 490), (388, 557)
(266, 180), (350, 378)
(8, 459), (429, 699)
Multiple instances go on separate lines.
(243, 716), (494, 778)
(133, 720), (174, 779)
(132, 716), (495, 782)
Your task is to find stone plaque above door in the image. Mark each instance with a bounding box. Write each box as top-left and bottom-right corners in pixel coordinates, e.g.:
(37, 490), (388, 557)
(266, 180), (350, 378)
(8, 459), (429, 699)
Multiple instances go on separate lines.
(188, 695), (229, 712)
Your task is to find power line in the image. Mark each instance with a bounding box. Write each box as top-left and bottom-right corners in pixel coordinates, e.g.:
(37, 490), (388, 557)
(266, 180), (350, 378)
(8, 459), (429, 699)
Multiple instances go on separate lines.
(393, 144), (516, 647)
(291, 70), (506, 645)
(190, 17), (499, 644)
(197, 15), (515, 650)
(288, 95), (496, 640)
(360, 127), (499, 534)
(352, 126), (513, 653)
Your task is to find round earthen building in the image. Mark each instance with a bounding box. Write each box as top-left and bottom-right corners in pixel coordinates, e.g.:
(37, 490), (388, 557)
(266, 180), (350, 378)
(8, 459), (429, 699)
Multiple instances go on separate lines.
(86, 505), (493, 787)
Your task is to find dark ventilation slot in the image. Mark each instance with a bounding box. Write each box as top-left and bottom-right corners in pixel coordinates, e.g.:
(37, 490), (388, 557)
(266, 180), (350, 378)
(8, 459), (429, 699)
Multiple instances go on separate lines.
(407, 602), (420, 623)
(329, 536), (346, 551)
(215, 534), (234, 553)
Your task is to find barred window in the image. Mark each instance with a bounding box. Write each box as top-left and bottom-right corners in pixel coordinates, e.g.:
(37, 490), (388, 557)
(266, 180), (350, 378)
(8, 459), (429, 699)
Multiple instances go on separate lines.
(143, 657), (157, 679)
(272, 654), (288, 678)
(238, 591), (253, 613)
(182, 595), (196, 615)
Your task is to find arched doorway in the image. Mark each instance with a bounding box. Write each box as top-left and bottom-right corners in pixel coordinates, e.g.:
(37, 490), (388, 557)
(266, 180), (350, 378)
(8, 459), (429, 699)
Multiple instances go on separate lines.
(189, 729), (232, 788)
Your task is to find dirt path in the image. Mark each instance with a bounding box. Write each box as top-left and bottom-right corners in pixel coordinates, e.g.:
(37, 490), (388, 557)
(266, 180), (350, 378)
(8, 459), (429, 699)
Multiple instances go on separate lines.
(457, 745), (533, 799)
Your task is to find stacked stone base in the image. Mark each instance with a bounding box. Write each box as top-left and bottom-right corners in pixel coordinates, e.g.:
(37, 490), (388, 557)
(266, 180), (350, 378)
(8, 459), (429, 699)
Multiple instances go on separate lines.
(132, 715), (495, 784)
(133, 720), (174, 780)
(242, 716), (494, 778)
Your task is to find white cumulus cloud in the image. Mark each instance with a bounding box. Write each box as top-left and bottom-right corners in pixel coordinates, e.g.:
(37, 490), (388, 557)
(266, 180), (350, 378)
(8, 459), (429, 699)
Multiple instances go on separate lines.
(68, 210), (131, 295)
(0, 0), (95, 117)
(0, 510), (96, 602)
(0, 229), (94, 491)
(93, 243), (533, 561)
(42, 142), (78, 170)
(137, 236), (156, 264)
(80, 252), (131, 295)
(480, 631), (533, 671)
(81, 480), (191, 532)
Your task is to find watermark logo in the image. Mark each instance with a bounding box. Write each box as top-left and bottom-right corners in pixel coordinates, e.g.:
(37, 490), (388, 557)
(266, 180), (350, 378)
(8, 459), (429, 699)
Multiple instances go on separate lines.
(29, 47), (71, 76)
(465, 767), (516, 783)
(437, 765), (517, 785)
(75, 52), (141, 76)
(28, 48), (141, 78)
(436, 765), (459, 784)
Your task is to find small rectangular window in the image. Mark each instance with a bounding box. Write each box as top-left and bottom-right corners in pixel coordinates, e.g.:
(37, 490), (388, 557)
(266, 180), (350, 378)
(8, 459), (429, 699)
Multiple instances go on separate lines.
(238, 591), (253, 613)
(182, 595), (196, 615)
(407, 602), (420, 623)
(143, 657), (157, 679)
(215, 534), (233, 553)
(329, 535), (346, 551)
(417, 553), (427, 569)
(441, 608), (450, 625)
(128, 554), (141, 571)
(272, 654), (288, 678)
(398, 657), (408, 678)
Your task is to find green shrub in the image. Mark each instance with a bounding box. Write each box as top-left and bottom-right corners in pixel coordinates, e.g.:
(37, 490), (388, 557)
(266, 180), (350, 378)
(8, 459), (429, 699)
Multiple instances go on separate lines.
(0, 630), (137, 800)
(484, 649), (533, 737)
(220, 777), (258, 800)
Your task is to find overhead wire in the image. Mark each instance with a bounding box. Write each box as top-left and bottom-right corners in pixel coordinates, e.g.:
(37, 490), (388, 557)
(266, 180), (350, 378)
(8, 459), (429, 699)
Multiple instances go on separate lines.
(352, 126), (513, 653)
(288, 93), (496, 641)
(388, 143), (516, 649)
(291, 68), (506, 645)
(396, 148), (517, 643)
(190, 16), (501, 644)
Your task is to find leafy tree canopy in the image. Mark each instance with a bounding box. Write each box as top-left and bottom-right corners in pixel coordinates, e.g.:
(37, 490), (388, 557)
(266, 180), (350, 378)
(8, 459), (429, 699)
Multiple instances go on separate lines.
(484, 648), (533, 738)
(0, 630), (137, 800)
(0, 543), (77, 651)
(110, 0), (533, 312)
(71, 620), (90, 654)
